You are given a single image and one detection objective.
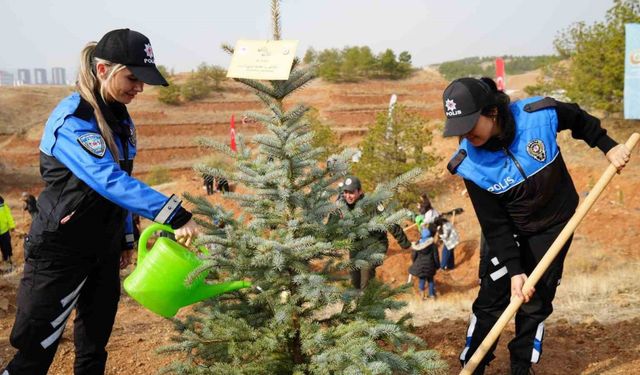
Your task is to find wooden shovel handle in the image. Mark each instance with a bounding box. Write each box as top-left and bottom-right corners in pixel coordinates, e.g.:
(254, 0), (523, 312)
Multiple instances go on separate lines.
(460, 132), (640, 375)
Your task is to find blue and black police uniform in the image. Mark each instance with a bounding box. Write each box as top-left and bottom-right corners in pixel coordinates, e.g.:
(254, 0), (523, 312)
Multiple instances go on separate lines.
(450, 97), (617, 370)
(5, 93), (192, 375)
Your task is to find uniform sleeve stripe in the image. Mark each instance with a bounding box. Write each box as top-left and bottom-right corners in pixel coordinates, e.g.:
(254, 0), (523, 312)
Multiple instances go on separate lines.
(154, 194), (181, 224)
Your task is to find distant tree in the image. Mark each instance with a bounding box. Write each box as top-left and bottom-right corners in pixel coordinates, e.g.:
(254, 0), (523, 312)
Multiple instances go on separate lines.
(156, 65), (182, 105)
(181, 75), (210, 101)
(378, 49), (399, 78)
(399, 51), (412, 64)
(398, 51), (413, 77)
(340, 46), (364, 81)
(312, 46), (414, 82)
(196, 63), (227, 91)
(180, 63), (227, 101)
(157, 84), (182, 105)
(549, 0), (640, 112)
(358, 46), (377, 76)
(303, 47), (317, 64)
(353, 105), (439, 207)
(317, 48), (342, 82)
(437, 55), (559, 81)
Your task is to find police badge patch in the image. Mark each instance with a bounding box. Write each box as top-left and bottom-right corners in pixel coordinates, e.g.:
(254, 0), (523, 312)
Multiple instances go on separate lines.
(77, 133), (106, 158)
(129, 125), (137, 147)
(526, 139), (546, 162)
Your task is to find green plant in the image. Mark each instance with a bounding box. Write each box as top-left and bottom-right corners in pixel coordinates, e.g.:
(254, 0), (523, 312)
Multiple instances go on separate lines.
(353, 105), (439, 208)
(145, 165), (171, 186)
(305, 45), (414, 82)
(548, 0), (640, 112)
(157, 84), (182, 105)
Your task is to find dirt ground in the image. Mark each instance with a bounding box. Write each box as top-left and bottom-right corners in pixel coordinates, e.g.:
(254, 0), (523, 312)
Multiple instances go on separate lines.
(1, 70), (639, 374)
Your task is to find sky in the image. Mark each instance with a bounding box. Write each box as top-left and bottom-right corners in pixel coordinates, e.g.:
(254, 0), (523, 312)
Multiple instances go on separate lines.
(0, 0), (615, 75)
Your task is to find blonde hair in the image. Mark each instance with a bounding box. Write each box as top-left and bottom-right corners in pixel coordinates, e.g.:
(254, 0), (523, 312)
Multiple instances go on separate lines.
(77, 42), (127, 161)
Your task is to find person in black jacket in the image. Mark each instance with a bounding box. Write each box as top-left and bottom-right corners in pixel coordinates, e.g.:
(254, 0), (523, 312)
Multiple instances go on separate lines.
(3, 29), (199, 375)
(329, 176), (411, 289)
(409, 223), (439, 299)
(442, 77), (631, 375)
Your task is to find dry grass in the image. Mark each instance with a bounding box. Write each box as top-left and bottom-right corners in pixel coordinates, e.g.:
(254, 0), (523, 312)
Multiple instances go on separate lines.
(0, 86), (73, 135)
(396, 247), (640, 327)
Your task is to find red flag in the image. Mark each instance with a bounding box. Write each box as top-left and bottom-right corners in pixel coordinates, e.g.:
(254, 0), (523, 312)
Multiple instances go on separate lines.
(230, 114), (237, 152)
(495, 57), (505, 91)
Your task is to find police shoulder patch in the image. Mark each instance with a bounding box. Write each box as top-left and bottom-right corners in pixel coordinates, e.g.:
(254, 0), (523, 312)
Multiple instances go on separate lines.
(129, 125), (137, 147)
(77, 133), (106, 158)
(526, 139), (546, 162)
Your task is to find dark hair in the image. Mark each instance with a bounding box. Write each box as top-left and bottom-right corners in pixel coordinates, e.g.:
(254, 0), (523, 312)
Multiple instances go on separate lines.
(427, 222), (438, 236)
(479, 77), (514, 145)
(419, 193), (432, 215)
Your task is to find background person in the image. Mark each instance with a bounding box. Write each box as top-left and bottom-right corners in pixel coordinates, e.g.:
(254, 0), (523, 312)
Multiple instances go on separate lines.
(203, 175), (214, 195)
(418, 193), (439, 225)
(410, 217), (439, 299)
(3, 29), (199, 375)
(21, 192), (38, 221)
(0, 195), (16, 269)
(434, 216), (460, 270)
(442, 77), (630, 374)
(329, 176), (411, 289)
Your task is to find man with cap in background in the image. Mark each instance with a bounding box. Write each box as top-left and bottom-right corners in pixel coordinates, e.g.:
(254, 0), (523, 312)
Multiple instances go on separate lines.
(329, 176), (411, 289)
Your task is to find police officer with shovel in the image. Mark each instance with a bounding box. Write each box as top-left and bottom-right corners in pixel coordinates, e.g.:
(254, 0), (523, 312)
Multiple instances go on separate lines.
(442, 77), (630, 374)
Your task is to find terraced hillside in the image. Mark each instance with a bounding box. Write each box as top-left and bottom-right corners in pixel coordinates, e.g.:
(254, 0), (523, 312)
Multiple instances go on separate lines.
(0, 68), (446, 186)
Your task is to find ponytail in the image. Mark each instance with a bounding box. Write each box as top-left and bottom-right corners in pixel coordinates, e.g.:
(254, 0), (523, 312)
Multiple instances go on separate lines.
(77, 42), (125, 161)
(479, 76), (514, 144)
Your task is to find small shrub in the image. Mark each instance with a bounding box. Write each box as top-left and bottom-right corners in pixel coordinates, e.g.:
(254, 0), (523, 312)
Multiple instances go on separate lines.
(145, 166), (171, 186)
(157, 84), (182, 105)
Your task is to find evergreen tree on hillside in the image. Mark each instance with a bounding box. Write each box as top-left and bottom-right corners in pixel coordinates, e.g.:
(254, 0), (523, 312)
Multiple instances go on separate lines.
(353, 105), (439, 207)
(547, 0), (640, 113)
(159, 1), (446, 374)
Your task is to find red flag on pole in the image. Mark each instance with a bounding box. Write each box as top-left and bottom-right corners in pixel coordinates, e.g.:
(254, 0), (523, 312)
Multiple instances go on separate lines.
(495, 57), (505, 91)
(230, 114), (237, 152)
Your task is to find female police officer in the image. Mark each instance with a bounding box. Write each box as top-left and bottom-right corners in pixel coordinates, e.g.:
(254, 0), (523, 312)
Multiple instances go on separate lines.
(3, 29), (198, 375)
(442, 77), (630, 375)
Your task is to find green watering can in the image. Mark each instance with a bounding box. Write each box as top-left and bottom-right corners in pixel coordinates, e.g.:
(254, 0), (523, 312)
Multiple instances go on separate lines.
(123, 223), (251, 318)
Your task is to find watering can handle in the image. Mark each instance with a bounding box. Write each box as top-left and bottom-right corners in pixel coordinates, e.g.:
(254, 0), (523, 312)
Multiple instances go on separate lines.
(137, 223), (174, 265)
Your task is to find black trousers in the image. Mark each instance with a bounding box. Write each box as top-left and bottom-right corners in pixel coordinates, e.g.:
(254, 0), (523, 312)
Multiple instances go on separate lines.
(460, 222), (572, 370)
(350, 265), (378, 290)
(4, 252), (121, 375)
(0, 231), (12, 261)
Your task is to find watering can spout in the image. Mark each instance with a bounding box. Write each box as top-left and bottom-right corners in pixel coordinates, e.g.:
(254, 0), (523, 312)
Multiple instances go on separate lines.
(186, 280), (253, 305)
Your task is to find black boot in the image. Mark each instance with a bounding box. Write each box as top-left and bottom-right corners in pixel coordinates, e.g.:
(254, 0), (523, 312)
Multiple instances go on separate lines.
(511, 362), (534, 375)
